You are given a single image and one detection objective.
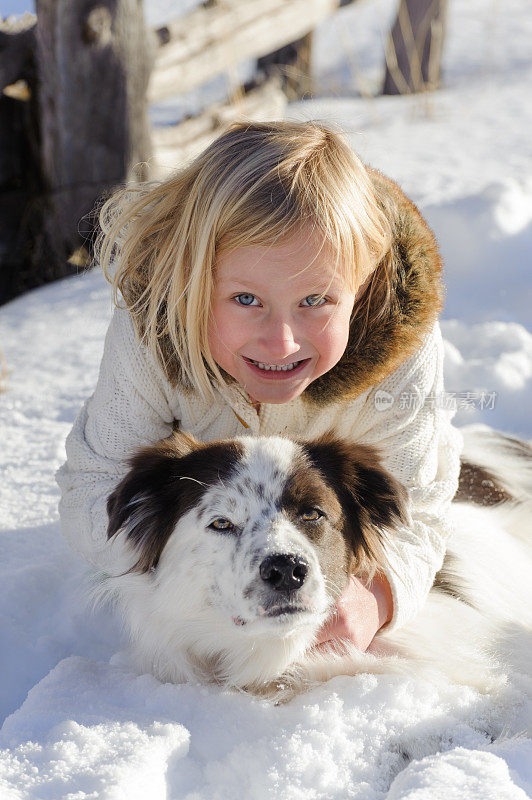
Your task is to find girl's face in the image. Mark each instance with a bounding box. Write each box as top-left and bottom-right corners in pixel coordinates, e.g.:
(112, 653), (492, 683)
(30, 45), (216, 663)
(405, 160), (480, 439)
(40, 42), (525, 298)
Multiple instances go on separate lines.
(208, 228), (357, 405)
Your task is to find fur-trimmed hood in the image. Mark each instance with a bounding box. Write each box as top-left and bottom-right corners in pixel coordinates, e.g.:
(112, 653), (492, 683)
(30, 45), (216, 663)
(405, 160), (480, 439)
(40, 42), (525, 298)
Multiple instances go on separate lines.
(152, 168), (444, 406)
(304, 169), (444, 405)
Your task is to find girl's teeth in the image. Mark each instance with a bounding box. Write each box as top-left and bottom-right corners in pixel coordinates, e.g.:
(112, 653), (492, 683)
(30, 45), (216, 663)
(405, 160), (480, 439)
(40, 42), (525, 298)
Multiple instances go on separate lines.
(250, 359), (301, 371)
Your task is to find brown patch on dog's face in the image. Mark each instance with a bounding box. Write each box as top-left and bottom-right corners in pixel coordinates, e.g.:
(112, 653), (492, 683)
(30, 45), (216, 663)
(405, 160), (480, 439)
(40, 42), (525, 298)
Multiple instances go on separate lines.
(281, 455), (352, 600)
(296, 435), (409, 584)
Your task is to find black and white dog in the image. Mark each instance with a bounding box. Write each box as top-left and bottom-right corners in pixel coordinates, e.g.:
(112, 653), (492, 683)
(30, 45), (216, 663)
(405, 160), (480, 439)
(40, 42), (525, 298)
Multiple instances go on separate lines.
(102, 427), (532, 701)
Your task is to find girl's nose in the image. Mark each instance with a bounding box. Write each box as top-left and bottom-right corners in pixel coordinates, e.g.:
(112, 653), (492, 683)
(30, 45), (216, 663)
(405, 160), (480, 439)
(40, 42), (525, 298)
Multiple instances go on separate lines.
(256, 320), (301, 361)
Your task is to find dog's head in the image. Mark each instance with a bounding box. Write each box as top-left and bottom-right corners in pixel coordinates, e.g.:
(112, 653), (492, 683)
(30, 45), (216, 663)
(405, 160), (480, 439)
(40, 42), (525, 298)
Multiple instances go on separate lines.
(107, 432), (408, 645)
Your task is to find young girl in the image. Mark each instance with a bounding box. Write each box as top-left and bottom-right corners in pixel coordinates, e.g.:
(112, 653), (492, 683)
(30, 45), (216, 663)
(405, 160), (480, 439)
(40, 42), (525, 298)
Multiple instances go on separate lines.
(56, 121), (462, 653)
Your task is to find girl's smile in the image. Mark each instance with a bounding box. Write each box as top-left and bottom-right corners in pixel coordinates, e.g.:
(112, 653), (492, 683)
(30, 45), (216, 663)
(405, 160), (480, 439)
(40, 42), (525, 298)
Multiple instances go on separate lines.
(242, 355), (311, 379)
(208, 228), (357, 405)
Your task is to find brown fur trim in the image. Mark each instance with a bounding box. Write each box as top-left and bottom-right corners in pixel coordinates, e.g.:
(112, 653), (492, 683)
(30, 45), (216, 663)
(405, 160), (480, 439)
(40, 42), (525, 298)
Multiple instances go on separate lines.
(304, 169), (444, 405)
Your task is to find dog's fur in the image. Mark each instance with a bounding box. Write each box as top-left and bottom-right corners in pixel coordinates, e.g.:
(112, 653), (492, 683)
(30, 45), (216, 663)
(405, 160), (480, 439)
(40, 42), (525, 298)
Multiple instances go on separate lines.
(99, 426), (532, 702)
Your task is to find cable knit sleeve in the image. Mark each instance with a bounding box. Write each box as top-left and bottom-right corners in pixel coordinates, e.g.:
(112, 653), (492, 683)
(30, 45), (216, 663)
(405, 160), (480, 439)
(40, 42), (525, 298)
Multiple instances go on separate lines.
(55, 307), (176, 573)
(356, 321), (463, 631)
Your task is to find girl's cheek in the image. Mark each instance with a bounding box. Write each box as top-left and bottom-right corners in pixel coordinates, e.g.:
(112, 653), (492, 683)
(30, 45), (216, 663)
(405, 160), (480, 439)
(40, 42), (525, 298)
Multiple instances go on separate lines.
(317, 311), (351, 344)
(326, 324), (352, 362)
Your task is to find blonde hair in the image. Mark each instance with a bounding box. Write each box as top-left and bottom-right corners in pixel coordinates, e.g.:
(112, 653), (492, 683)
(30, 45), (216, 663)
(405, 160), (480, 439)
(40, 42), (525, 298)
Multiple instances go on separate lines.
(97, 120), (393, 400)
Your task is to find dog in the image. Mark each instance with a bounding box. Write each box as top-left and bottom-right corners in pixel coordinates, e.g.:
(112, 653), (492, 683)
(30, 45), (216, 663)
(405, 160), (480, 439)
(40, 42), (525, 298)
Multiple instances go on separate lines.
(101, 426), (532, 702)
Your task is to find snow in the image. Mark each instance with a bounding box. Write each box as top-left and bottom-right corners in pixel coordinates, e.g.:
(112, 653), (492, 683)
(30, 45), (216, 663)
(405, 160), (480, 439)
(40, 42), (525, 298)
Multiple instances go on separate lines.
(1, 0), (532, 797)
(2, 655), (531, 800)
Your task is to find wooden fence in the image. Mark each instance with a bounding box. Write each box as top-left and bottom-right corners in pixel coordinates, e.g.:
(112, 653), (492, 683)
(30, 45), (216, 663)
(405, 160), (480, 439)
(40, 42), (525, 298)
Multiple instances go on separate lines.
(0, 0), (445, 303)
(148, 0), (359, 172)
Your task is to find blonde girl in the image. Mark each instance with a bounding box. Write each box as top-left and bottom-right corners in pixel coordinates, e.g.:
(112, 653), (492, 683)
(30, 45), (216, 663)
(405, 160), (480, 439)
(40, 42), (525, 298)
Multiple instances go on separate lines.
(57, 121), (462, 652)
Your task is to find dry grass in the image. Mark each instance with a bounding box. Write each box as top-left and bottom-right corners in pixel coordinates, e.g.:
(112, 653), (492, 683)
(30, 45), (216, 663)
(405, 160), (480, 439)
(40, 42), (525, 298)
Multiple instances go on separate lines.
(0, 348), (9, 393)
(381, 0), (447, 118)
(321, 1), (444, 123)
(384, 0), (446, 93)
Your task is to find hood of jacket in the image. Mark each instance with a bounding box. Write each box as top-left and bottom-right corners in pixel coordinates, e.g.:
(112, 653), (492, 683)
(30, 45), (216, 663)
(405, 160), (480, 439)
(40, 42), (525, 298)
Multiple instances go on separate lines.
(304, 168), (444, 406)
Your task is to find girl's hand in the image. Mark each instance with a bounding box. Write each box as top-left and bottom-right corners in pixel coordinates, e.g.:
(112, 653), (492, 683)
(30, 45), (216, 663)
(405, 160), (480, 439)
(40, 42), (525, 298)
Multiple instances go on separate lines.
(314, 572), (393, 653)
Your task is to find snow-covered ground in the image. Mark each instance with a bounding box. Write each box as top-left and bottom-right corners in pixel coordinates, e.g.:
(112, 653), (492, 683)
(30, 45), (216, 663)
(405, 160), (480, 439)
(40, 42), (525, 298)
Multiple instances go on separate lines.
(1, 1), (532, 797)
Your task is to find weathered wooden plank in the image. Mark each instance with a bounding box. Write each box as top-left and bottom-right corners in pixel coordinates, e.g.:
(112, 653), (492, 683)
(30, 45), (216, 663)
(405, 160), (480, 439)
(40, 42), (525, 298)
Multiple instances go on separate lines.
(152, 75), (287, 176)
(149, 0), (340, 102)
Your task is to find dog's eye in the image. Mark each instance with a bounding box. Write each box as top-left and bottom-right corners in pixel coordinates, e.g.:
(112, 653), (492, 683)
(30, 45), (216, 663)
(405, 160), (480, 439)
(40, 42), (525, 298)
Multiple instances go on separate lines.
(209, 518), (234, 531)
(300, 508), (324, 521)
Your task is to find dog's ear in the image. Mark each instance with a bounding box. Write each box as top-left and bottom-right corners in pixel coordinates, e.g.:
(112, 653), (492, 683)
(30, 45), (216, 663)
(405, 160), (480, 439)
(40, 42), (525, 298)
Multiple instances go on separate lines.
(301, 434), (409, 567)
(107, 430), (199, 573)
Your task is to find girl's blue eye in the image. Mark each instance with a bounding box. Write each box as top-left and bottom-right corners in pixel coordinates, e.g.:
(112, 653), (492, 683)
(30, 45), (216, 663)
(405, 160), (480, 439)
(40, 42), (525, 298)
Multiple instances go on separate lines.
(302, 295), (326, 307)
(234, 294), (258, 306)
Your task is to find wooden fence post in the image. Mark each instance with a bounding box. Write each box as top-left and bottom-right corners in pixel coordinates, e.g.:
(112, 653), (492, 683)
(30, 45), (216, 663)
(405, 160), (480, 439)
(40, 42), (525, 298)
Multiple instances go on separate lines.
(0, 2), (155, 304)
(35, 0), (155, 267)
(382, 0), (448, 95)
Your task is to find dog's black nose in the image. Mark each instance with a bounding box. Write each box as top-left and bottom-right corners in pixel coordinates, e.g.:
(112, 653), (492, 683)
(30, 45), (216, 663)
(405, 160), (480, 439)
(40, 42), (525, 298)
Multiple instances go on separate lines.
(259, 553), (309, 592)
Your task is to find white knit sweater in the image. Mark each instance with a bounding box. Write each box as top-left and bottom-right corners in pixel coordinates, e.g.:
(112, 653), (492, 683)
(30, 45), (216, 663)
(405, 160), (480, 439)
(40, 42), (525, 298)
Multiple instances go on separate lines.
(56, 307), (463, 631)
